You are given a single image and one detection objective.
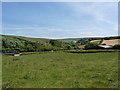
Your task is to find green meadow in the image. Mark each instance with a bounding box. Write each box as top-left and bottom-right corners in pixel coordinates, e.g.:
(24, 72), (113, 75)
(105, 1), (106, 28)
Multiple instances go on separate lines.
(2, 52), (118, 88)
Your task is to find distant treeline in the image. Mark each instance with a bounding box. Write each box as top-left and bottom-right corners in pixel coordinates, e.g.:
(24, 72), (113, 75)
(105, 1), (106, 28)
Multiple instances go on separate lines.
(1, 35), (120, 52)
(1, 36), (64, 52)
(1, 35), (81, 52)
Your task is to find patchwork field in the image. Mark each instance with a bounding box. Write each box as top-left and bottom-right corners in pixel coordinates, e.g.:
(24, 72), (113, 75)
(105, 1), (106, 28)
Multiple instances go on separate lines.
(102, 39), (120, 46)
(2, 52), (119, 88)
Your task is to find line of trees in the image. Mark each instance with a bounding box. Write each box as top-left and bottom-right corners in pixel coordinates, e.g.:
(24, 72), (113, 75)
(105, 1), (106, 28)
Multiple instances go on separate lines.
(2, 36), (78, 52)
(2, 35), (120, 52)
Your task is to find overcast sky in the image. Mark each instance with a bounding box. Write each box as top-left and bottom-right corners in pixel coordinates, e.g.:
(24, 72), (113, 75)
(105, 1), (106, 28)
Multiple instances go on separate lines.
(2, 2), (118, 39)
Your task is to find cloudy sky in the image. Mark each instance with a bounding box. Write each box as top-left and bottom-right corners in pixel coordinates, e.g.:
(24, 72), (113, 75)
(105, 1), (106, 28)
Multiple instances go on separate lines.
(2, 2), (118, 39)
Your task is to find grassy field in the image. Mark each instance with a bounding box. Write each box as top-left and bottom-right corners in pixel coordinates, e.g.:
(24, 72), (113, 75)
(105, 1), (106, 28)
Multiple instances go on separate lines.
(2, 51), (118, 88)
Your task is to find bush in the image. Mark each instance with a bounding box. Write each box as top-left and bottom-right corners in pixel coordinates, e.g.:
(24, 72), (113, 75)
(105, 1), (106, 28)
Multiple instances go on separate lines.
(113, 44), (120, 49)
(49, 40), (62, 47)
(85, 42), (99, 49)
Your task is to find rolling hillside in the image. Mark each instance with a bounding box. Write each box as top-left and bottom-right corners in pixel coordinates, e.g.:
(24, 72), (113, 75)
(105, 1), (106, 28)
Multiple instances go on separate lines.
(1, 35), (50, 44)
(1, 35), (120, 44)
(58, 36), (120, 43)
(1, 35), (53, 52)
(1, 34), (120, 51)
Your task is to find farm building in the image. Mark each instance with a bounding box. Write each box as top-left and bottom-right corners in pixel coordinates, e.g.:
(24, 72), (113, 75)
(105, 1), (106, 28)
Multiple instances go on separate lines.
(71, 40), (77, 44)
(98, 45), (113, 49)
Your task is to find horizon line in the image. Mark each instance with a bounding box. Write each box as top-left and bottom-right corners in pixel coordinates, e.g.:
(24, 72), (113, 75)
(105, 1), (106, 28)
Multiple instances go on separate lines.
(1, 34), (119, 40)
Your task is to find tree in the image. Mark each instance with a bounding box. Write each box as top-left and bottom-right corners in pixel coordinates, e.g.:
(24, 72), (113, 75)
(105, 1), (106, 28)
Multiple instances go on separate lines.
(113, 45), (120, 49)
(85, 42), (99, 49)
(65, 45), (73, 50)
(49, 40), (62, 47)
(77, 39), (89, 45)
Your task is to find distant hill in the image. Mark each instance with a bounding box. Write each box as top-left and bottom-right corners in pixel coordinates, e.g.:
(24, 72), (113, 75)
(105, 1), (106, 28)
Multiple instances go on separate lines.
(57, 36), (120, 43)
(1, 35), (120, 43)
(1, 35), (53, 52)
(1, 35), (65, 52)
(1, 34), (120, 51)
(57, 38), (81, 43)
(1, 35), (50, 44)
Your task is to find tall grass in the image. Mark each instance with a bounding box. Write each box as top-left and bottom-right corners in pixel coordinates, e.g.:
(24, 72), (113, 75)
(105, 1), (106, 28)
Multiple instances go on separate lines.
(2, 52), (118, 88)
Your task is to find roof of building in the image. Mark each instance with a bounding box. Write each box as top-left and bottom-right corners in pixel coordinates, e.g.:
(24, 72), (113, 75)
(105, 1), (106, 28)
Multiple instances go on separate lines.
(98, 45), (113, 48)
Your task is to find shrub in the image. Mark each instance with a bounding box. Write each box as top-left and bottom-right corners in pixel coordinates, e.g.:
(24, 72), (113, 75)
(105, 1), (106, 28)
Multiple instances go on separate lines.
(113, 44), (120, 49)
(49, 40), (62, 47)
(85, 42), (99, 49)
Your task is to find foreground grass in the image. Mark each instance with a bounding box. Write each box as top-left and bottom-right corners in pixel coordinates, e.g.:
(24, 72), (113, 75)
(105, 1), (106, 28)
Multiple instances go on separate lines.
(2, 52), (118, 88)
